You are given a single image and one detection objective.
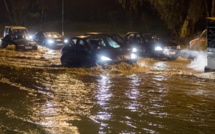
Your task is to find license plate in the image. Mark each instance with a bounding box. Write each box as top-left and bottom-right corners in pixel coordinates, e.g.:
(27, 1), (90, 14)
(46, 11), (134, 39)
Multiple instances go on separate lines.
(57, 44), (63, 46)
(169, 52), (176, 55)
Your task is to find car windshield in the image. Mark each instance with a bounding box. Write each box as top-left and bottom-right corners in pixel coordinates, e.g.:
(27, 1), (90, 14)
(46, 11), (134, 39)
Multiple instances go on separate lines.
(105, 37), (121, 48)
(12, 29), (29, 40)
(87, 37), (121, 49)
(12, 29), (28, 35)
(44, 32), (62, 38)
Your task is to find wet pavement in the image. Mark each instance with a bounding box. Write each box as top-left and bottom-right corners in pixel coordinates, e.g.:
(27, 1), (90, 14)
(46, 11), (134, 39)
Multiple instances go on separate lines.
(0, 46), (215, 134)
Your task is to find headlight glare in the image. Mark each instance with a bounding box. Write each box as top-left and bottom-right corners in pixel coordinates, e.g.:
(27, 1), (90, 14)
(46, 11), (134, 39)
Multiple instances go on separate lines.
(100, 56), (112, 61)
(131, 53), (137, 59)
(48, 39), (54, 44)
(132, 48), (137, 52)
(155, 46), (163, 51)
(64, 39), (68, 43)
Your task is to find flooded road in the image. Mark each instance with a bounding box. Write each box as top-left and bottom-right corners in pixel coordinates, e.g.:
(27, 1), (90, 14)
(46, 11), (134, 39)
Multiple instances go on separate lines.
(0, 47), (215, 134)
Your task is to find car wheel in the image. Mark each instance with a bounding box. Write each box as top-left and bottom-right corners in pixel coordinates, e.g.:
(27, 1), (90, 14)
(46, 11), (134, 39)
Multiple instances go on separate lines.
(61, 55), (69, 66)
(33, 46), (38, 50)
(1, 42), (8, 48)
(204, 67), (214, 72)
(168, 56), (177, 60)
(80, 60), (96, 68)
(15, 44), (20, 50)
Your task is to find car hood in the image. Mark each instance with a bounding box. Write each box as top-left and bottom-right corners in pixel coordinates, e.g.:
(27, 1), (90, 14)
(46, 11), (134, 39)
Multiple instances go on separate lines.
(95, 47), (132, 60)
(45, 37), (62, 40)
(13, 39), (32, 44)
(13, 39), (37, 46)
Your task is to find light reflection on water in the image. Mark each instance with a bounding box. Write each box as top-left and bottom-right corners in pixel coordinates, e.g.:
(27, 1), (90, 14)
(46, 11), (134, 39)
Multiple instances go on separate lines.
(1, 69), (215, 133)
(29, 73), (97, 133)
(39, 72), (214, 134)
(94, 75), (113, 133)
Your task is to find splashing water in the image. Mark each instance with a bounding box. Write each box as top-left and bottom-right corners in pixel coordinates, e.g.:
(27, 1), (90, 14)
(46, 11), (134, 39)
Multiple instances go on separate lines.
(188, 51), (207, 71)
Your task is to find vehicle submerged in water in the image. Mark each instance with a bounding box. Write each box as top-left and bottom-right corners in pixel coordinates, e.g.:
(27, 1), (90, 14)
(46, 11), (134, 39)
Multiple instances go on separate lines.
(204, 17), (215, 72)
(61, 35), (138, 67)
(1, 26), (38, 50)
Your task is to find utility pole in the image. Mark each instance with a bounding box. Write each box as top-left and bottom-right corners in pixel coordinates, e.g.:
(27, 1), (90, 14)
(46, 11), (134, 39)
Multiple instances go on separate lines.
(62, 0), (64, 37)
(4, 0), (14, 25)
(41, 0), (44, 31)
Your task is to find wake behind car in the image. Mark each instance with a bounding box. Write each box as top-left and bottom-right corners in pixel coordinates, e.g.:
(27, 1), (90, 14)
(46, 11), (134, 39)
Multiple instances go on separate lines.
(33, 31), (64, 49)
(1, 26), (38, 50)
(124, 32), (181, 60)
(61, 35), (138, 67)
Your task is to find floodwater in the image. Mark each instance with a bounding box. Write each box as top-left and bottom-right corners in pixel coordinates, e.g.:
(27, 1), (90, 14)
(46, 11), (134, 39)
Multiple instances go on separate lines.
(0, 46), (215, 134)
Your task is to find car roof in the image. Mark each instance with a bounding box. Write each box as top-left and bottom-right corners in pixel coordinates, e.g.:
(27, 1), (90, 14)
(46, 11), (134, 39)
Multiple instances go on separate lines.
(85, 32), (103, 35)
(85, 32), (119, 35)
(73, 35), (91, 39)
(73, 34), (111, 39)
(126, 32), (142, 34)
(5, 26), (27, 29)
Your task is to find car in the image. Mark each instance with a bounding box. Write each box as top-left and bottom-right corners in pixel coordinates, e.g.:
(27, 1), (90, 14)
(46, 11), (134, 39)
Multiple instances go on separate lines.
(205, 17), (215, 72)
(1, 26), (38, 50)
(33, 31), (64, 49)
(124, 32), (181, 60)
(60, 35), (138, 67)
(189, 29), (207, 51)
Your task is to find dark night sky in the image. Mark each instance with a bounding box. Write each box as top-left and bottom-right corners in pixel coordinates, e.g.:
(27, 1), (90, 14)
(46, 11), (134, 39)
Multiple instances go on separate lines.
(0, 1), (8, 23)
(0, 0), (117, 23)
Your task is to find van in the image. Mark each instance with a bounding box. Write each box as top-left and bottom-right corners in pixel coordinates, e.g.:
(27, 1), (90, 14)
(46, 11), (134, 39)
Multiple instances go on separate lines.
(3, 26), (31, 40)
(1, 26), (37, 50)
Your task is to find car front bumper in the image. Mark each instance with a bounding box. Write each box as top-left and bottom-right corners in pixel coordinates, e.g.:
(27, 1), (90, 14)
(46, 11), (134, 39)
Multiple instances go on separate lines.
(153, 49), (180, 59)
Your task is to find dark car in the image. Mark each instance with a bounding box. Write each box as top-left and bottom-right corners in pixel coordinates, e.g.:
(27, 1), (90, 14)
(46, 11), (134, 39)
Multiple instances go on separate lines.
(33, 31), (64, 49)
(60, 35), (138, 67)
(124, 32), (181, 59)
(1, 26), (38, 50)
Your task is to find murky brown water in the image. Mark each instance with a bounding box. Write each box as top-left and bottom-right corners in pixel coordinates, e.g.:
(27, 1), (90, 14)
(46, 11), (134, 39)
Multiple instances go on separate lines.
(0, 47), (215, 134)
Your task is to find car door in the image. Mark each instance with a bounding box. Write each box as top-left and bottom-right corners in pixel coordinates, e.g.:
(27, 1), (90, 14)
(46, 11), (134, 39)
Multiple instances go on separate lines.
(61, 38), (79, 65)
(76, 39), (91, 66)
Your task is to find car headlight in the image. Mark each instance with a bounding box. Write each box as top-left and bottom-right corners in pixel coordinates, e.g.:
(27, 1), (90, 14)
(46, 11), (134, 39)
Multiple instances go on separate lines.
(132, 48), (137, 52)
(131, 53), (137, 59)
(100, 56), (112, 61)
(48, 39), (54, 44)
(64, 39), (68, 43)
(155, 46), (163, 51)
(29, 35), (33, 40)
